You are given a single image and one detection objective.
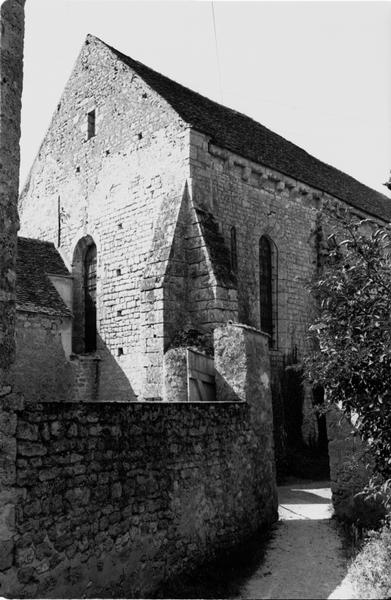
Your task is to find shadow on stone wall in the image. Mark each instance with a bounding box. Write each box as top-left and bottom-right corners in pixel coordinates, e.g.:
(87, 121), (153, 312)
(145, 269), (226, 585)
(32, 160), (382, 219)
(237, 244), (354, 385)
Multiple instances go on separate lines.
(12, 314), (137, 404)
(154, 526), (272, 599)
(94, 334), (137, 402)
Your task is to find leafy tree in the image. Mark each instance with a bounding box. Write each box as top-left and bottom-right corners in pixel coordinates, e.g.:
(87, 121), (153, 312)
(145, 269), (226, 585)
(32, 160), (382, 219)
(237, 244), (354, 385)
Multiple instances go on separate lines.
(305, 211), (391, 478)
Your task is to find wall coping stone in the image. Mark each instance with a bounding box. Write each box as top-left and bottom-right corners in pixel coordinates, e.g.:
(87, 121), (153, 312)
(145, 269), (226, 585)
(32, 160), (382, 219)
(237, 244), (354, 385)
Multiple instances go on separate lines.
(16, 400), (246, 410)
(221, 321), (270, 338)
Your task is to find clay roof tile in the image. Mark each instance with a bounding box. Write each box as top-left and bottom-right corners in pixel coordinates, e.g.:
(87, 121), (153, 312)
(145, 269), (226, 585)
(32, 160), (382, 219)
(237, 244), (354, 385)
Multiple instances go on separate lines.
(16, 237), (71, 317)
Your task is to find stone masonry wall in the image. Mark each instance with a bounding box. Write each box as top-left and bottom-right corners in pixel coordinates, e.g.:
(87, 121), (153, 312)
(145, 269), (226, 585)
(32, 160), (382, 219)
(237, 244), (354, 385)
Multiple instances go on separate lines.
(11, 311), (75, 403)
(188, 130), (384, 357)
(0, 0), (25, 593)
(0, 0), (24, 383)
(18, 35), (191, 399)
(163, 185), (238, 351)
(0, 322), (277, 598)
(187, 129), (383, 451)
(188, 130), (322, 358)
(11, 310), (133, 404)
(9, 398), (276, 599)
(14, 311), (75, 403)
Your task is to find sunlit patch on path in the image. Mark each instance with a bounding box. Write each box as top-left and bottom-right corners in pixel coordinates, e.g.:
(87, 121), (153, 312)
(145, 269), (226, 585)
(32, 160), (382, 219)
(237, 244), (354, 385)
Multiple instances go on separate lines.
(279, 484), (333, 521)
(237, 480), (357, 600)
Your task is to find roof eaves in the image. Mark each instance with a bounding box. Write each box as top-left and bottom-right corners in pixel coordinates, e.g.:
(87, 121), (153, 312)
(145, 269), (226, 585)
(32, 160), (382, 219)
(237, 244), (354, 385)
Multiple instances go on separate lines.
(16, 302), (72, 318)
(203, 133), (390, 223)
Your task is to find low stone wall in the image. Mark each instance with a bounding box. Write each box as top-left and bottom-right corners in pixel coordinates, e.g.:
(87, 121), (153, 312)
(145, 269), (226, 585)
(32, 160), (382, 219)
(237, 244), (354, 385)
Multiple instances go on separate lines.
(0, 323), (277, 598)
(11, 399), (276, 598)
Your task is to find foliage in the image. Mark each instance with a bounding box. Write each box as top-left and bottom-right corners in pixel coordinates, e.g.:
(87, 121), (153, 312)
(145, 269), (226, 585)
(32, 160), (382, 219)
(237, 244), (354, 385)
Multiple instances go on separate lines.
(357, 476), (391, 516)
(305, 211), (391, 478)
(169, 328), (214, 356)
(348, 523), (391, 599)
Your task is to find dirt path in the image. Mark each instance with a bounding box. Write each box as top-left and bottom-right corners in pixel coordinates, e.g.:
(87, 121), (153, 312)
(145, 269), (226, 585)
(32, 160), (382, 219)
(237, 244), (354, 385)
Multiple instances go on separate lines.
(236, 480), (357, 600)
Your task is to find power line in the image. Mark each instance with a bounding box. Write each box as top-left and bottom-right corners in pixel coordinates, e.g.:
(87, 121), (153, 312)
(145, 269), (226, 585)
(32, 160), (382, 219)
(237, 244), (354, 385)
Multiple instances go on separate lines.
(211, 1), (223, 104)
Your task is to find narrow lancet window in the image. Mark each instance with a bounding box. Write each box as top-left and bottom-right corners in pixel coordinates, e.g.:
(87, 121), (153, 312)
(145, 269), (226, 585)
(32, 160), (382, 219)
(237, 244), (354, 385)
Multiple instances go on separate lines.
(72, 236), (97, 354)
(230, 226), (238, 273)
(259, 235), (275, 347)
(84, 244), (97, 352)
(57, 196), (61, 247)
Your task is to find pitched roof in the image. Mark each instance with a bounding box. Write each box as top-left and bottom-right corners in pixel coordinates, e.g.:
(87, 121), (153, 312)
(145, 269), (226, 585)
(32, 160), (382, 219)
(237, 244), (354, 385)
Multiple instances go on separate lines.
(96, 35), (391, 222)
(16, 237), (71, 317)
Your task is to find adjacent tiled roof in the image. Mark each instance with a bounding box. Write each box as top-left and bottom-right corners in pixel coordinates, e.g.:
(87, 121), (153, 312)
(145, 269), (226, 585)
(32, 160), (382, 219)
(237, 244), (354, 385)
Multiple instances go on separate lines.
(98, 36), (391, 222)
(16, 237), (71, 317)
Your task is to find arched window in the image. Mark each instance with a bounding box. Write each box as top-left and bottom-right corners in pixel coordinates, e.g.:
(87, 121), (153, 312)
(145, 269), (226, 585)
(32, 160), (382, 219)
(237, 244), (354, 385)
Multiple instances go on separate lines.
(72, 236), (97, 353)
(230, 226), (238, 273)
(259, 235), (277, 348)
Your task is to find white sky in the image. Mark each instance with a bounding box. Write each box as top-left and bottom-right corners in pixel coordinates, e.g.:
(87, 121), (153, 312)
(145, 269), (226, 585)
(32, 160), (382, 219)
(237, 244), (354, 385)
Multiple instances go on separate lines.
(20, 0), (391, 195)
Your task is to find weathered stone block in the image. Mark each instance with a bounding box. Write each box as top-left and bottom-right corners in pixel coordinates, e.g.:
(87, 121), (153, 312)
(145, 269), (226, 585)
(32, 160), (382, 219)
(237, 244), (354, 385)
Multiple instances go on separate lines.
(18, 442), (47, 457)
(17, 566), (38, 585)
(0, 410), (17, 436)
(111, 482), (122, 500)
(38, 468), (61, 482)
(0, 539), (14, 571)
(15, 545), (35, 567)
(65, 487), (91, 507)
(16, 421), (39, 441)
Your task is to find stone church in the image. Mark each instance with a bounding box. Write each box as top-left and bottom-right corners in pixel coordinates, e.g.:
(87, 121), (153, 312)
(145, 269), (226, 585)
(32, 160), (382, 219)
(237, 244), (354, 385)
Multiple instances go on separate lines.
(18, 34), (391, 409)
(3, 28), (389, 597)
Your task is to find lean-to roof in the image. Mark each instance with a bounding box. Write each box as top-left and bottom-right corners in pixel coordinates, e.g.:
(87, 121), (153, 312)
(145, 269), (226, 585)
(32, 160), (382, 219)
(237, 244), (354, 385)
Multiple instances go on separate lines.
(16, 237), (71, 317)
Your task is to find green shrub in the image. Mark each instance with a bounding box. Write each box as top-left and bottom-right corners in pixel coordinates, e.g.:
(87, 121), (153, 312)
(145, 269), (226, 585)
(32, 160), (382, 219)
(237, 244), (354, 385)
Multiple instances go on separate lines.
(305, 211), (391, 478)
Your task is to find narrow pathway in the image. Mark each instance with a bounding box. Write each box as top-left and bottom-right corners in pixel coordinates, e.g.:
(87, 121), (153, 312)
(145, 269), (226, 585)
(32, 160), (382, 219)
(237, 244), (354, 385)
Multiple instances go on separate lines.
(237, 480), (356, 600)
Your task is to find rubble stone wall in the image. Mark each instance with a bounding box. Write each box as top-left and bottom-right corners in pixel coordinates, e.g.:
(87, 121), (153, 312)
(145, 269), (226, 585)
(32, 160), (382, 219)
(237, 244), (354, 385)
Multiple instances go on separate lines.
(0, 322), (277, 598)
(10, 398), (276, 599)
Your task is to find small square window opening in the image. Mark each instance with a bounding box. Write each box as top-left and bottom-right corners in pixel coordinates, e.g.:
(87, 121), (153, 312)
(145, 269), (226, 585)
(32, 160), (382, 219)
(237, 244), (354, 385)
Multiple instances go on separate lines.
(87, 109), (96, 140)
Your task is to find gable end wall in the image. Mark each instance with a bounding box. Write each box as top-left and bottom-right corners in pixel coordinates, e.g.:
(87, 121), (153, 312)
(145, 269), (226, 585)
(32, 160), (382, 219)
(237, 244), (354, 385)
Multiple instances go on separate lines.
(18, 36), (191, 399)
